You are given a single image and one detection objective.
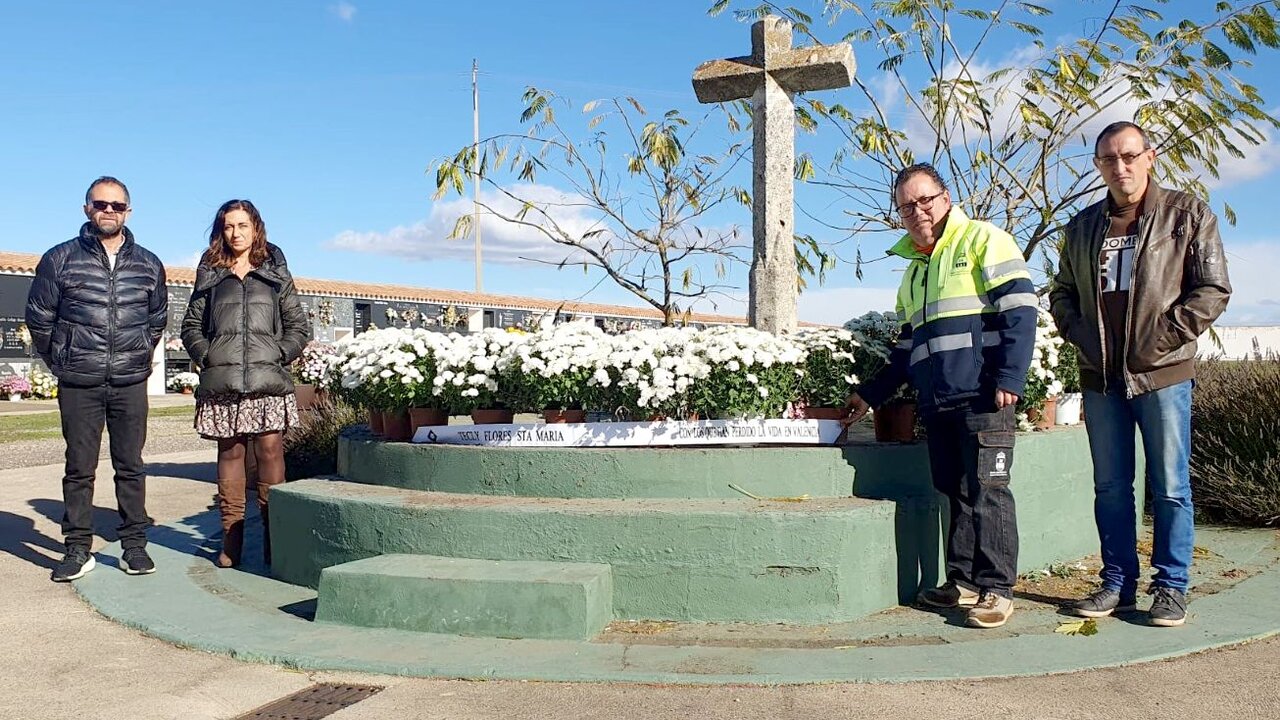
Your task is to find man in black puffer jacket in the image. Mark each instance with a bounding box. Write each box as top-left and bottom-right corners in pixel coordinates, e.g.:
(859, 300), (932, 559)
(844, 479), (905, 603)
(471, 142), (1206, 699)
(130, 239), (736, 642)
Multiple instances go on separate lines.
(25, 176), (168, 582)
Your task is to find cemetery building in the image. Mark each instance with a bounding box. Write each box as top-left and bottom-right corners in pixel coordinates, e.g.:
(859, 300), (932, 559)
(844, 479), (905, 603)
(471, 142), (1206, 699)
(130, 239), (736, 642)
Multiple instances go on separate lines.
(0, 250), (748, 394)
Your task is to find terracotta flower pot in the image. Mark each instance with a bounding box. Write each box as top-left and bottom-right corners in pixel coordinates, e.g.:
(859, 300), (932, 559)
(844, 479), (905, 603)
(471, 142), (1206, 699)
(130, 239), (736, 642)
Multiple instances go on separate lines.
(294, 384), (317, 410)
(408, 407), (449, 430)
(543, 408), (586, 424)
(1029, 397), (1058, 430)
(873, 401), (917, 443)
(800, 406), (845, 420)
(367, 408), (385, 435)
(381, 409), (413, 442)
(470, 408), (515, 425)
(181, 388), (193, 395)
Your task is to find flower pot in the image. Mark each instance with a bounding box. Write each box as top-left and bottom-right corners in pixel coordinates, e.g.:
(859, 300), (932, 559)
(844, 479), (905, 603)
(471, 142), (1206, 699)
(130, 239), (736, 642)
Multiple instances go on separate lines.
(543, 408), (586, 424)
(873, 401), (917, 443)
(381, 409), (413, 442)
(6, 394), (23, 402)
(367, 407), (385, 436)
(409, 407), (449, 430)
(801, 406), (845, 420)
(470, 408), (515, 425)
(181, 388), (193, 395)
(1055, 392), (1083, 426)
(1028, 396), (1058, 430)
(294, 384), (317, 410)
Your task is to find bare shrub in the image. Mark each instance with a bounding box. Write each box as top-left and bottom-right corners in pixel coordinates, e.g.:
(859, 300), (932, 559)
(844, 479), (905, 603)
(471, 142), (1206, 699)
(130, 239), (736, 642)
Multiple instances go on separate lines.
(1191, 357), (1280, 526)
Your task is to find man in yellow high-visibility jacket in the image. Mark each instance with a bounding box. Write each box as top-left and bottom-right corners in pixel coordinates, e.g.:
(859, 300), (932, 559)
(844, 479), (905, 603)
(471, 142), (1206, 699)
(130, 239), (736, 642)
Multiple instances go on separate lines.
(844, 163), (1037, 629)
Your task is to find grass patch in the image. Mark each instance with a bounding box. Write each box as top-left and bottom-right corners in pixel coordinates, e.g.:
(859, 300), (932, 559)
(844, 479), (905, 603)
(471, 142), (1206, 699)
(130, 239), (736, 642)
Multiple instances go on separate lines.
(0, 404), (194, 444)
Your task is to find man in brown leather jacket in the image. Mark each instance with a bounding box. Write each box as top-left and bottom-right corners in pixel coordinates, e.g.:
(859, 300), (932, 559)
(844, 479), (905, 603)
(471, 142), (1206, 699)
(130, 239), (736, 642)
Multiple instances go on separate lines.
(1050, 121), (1231, 627)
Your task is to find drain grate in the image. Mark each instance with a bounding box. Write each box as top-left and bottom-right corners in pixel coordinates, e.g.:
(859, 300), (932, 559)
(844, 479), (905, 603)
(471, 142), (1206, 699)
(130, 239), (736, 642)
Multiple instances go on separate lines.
(234, 683), (384, 719)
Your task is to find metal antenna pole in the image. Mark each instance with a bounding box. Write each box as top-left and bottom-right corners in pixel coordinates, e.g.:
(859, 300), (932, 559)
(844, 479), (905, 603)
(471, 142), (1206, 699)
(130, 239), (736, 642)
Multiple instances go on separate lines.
(472, 58), (483, 292)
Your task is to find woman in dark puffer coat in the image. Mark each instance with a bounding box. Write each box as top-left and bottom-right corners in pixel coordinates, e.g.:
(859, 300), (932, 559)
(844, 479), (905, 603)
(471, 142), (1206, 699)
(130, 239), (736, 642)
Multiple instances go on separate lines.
(181, 199), (311, 568)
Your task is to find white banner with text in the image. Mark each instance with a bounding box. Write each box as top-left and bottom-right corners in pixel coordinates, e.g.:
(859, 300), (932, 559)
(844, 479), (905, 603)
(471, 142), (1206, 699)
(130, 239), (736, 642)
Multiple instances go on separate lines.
(410, 419), (845, 447)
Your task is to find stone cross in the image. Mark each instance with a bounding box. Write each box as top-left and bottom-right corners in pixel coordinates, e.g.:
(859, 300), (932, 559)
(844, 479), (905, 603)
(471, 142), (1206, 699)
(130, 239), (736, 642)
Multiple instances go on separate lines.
(693, 16), (855, 334)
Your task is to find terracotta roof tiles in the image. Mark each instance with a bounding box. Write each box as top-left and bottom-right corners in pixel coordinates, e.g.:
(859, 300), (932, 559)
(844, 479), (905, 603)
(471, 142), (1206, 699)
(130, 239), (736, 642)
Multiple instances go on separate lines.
(0, 249), (818, 326)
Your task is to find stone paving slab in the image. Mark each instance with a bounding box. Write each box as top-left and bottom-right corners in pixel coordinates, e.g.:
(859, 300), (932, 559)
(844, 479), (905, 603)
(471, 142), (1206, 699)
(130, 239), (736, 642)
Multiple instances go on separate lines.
(72, 510), (1280, 685)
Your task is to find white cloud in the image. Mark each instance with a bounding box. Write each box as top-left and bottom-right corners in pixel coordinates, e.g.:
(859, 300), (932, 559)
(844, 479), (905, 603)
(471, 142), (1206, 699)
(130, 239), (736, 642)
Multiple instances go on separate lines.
(328, 184), (606, 266)
(798, 285), (899, 326)
(1200, 113), (1280, 189)
(166, 250), (205, 269)
(1219, 240), (1280, 324)
(330, 2), (356, 22)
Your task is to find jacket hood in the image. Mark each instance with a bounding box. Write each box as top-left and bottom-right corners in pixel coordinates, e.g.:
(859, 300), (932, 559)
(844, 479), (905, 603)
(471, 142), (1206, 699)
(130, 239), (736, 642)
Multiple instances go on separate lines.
(194, 242), (289, 291)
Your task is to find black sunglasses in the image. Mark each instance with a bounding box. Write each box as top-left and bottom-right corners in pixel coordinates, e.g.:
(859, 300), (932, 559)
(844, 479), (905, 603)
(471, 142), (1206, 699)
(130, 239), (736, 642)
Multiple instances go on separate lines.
(90, 200), (129, 213)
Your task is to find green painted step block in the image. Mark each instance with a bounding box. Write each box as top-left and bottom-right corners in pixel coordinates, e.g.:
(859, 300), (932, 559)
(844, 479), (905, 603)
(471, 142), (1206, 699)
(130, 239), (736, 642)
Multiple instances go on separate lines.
(338, 429), (856, 499)
(315, 554), (614, 641)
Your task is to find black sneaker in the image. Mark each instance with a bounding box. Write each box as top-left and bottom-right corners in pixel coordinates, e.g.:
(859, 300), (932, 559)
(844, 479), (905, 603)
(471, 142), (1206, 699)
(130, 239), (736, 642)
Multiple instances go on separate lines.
(1070, 588), (1137, 618)
(51, 547), (95, 582)
(121, 547), (156, 575)
(917, 580), (980, 608)
(1149, 587), (1187, 627)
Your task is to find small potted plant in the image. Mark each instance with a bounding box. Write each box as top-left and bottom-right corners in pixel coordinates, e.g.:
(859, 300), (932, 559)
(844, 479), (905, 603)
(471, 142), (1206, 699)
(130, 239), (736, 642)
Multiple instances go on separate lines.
(292, 341), (338, 410)
(434, 328), (521, 424)
(1017, 311), (1064, 430)
(793, 328), (860, 419)
(844, 311), (918, 442)
(506, 323), (607, 423)
(687, 326), (804, 420)
(1054, 341), (1083, 425)
(0, 375), (32, 401)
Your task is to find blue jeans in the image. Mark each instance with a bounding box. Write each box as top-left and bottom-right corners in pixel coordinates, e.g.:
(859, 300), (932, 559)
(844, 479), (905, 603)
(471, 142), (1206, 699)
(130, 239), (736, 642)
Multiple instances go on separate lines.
(1083, 380), (1194, 595)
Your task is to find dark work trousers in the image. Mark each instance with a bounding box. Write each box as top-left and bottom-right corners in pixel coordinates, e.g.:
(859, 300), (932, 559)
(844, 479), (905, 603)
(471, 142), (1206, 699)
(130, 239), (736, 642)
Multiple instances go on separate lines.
(57, 381), (152, 551)
(923, 403), (1019, 597)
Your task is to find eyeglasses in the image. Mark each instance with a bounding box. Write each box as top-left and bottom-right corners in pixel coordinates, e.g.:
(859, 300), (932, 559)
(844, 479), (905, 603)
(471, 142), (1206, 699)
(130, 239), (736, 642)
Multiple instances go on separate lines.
(1093, 151), (1150, 167)
(896, 191), (946, 217)
(89, 200), (130, 213)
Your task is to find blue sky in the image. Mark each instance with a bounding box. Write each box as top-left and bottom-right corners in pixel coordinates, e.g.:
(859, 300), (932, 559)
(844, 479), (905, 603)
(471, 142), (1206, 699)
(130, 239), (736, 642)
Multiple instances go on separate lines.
(3, 1), (1278, 325)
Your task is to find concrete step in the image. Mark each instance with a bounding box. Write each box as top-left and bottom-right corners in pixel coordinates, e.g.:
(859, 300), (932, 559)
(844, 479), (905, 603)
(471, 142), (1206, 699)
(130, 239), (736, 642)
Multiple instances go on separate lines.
(338, 428), (859, 499)
(270, 479), (904, 624)
(315, 554), (613, 640)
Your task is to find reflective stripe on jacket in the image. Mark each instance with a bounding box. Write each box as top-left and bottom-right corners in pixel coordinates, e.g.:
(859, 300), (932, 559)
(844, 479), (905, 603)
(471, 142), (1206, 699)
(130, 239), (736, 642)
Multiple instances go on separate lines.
(859, 208), (1037, 415)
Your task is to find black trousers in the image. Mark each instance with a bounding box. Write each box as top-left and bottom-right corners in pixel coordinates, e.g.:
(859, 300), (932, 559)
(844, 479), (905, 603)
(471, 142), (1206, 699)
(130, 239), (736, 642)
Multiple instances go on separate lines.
(923, 403), (1019, 597)
(57, 381), (152, 551)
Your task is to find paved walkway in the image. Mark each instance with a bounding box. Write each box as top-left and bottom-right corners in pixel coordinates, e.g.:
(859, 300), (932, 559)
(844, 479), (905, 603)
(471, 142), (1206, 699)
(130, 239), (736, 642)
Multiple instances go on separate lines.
(0, 392), (195, 415)
(2, 450), (1279, 718)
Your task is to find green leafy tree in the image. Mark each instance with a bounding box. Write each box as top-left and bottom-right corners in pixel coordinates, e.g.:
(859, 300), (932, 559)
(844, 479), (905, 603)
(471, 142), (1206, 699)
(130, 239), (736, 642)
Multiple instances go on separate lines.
(709, 0), (1280, 274)
(433, 89), (756, 326)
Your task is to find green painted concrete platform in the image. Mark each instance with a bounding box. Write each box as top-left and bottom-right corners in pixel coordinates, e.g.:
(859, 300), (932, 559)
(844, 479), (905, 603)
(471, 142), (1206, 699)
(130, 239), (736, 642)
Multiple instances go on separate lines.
(72, 514), (1280, 684)
(277, 427), (1103, 624)
(271, 481), (902, 623)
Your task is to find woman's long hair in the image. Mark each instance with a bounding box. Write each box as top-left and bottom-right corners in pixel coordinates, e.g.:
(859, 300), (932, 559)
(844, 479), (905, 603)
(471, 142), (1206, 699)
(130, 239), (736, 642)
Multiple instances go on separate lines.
(203, 199), (269, 268)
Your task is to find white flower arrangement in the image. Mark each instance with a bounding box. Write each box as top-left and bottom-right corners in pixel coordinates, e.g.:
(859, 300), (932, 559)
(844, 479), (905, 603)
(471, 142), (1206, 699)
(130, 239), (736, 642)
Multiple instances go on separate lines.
(1017, 308), (1064, 429)
(326, 323), (894, 423)
(843, 310), (915, 404)
(793, 327), (860, 409)
(506, 323), (609, 410)
(29, 367), (58, 399)
(293, 342), (339, 386)
(167, 372), (200, 392)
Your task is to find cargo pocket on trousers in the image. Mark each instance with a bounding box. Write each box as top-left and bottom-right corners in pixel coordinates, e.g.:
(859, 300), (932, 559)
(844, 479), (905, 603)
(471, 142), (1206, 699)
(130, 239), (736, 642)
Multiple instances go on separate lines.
(977, 430), (1015, 486)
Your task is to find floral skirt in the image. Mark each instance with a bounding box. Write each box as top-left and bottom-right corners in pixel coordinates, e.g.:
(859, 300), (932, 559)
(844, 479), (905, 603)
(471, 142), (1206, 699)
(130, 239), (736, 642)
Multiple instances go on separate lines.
(194, 392), (300, 440)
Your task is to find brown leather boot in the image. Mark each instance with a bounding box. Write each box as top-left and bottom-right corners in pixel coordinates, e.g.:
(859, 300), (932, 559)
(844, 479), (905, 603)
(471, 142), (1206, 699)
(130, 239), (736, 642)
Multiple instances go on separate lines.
(261, 510), (272, 566)
(217, 520), (244, 568)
